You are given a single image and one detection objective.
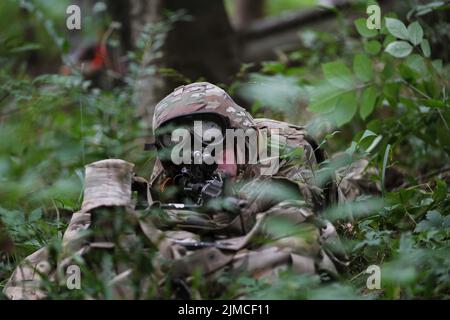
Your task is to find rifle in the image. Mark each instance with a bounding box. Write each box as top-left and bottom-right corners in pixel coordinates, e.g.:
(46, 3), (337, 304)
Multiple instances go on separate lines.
(159, 166), (225, 210)
(157, 165), (246, 216)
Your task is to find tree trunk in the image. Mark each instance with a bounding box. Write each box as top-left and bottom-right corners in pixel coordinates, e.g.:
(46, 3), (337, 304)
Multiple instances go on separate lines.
(164, 0), (239, 86)
(128, 0), (165, 125)
(106, 0), (133, 53)
(232, 0), (265, 30)
(129, 0), (239, 126)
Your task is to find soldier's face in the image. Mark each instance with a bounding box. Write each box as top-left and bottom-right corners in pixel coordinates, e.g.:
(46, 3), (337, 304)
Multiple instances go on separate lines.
(156, 117), (239, 176)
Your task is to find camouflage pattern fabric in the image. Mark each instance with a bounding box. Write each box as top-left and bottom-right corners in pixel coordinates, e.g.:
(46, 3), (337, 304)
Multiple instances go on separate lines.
(3, 82), (379, 299)
(152, 82), (255, 131)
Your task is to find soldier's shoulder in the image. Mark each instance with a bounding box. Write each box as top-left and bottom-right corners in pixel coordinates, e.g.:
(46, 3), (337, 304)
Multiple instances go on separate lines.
(254, 118), (316, 143)
(254, 118), (322, 153)
(253, 118), (307, 133)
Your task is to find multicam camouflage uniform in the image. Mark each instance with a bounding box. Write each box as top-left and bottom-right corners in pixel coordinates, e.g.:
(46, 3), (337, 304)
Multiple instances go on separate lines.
(3, 82), (377, 300)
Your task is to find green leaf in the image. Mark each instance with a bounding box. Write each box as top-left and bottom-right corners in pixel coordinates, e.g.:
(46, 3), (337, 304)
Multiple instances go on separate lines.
(432, 59), (443, 72)
(383, 83), (400, 105)
(0, 208), (25, 227)
(427, 210), (442, 226)
(407, 21), (423, 46)
(364, 40), (382, 55)
(334, 91), (357, 126)
(420, 39), (431, 57)
(405, 54), (426, 74)
(382, 60), (394, 79)
(359, 129), (377, 143)
(322, 197), (383, 222)
(9, 43), (42, 53)
(354, 18), (378, 38)
(385, 41), (413, 58)
(385, 18), (410, 40)
(414, 1), (446, 17)
(360, 86), (377, 119)
(382, 34), (396, 47)
(322, 61), (354, 89)
(381, 144), (391, 195)
(308, 84), (342, 113)
(261, 61), (286, 74)
(433, 180), (448, 202)
(415, 220), (432, 233)
(28, 208), (43, 223)
(437, 113), (450, 151)
(420, 99), (445, 108)
(353, 54), (374, 82)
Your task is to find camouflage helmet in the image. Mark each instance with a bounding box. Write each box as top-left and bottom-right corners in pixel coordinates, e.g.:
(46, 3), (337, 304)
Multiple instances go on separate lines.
(152, 82), (255, 133)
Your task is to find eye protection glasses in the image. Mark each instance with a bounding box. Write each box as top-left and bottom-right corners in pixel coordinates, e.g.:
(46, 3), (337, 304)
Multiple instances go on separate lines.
(156, 119), (225, 151)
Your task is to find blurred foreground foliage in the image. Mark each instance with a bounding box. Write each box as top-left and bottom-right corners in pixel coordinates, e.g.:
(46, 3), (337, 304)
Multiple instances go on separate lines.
(0, 0), (449, 299)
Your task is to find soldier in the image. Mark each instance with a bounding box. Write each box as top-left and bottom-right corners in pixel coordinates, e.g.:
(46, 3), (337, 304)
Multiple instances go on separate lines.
(3, 82), (377, 300)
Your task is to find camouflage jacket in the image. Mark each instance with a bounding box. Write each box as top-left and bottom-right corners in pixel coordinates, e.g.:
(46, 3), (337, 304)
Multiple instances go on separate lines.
(3, 83), (378, 299)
